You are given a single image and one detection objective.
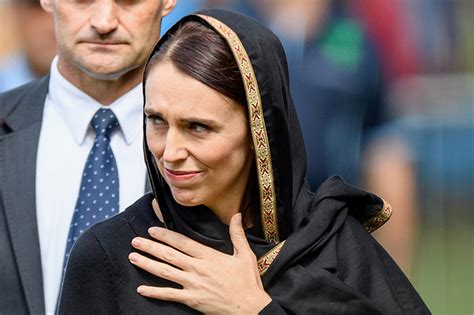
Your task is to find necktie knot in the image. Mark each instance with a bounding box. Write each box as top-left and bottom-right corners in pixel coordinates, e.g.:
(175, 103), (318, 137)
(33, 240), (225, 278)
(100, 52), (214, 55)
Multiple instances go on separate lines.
(91, 108), (119, 138)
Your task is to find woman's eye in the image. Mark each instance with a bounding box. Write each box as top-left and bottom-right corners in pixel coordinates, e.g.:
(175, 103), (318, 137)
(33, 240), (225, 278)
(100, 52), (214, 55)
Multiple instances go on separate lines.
(189, 122), (211, 133)
(147, 116), (166, 126)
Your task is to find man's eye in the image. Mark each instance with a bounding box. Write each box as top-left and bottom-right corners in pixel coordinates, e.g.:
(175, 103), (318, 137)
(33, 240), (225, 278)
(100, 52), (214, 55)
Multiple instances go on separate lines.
(116, 0), (143, 6)
(71, 0), (94, 5)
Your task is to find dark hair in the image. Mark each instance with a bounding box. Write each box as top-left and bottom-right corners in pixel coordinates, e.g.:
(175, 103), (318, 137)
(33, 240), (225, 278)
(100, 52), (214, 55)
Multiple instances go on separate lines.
(145, 20), (247, 107)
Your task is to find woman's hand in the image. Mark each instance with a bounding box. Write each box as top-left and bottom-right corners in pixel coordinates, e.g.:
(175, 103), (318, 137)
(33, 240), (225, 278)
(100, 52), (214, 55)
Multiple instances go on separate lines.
(128, 213), (272, 314)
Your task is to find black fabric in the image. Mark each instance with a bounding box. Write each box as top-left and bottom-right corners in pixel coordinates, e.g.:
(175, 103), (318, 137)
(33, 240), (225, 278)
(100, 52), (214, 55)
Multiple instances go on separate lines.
(59, 188), (429, 314)
(59, 194), (200, 314)
(60, 9), (429, 314)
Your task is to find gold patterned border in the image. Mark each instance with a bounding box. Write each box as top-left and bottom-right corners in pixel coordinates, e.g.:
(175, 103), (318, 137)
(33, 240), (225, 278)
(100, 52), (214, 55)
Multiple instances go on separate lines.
(196, 14), (280, 243)
(257, 241), (285, 275)
(363, 199), (392, 233)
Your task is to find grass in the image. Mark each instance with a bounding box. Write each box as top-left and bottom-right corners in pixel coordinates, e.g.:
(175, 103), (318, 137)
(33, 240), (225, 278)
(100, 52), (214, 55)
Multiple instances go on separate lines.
(412, 222), (473, 314)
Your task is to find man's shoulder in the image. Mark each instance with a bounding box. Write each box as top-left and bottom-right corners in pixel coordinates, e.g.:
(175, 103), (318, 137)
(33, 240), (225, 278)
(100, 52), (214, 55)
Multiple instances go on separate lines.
(0, 76), (49, 117)
(0, 76), (49, 134)
(0, 77), (47, 104)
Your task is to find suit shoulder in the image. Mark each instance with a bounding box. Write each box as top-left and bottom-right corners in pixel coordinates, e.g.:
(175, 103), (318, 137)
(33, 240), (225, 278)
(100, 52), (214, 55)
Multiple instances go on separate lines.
(0, 80), (39, 111)
(0, 77), (48, 118)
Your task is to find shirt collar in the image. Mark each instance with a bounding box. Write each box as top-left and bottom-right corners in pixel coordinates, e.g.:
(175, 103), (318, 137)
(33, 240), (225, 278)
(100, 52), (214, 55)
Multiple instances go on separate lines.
(48, 56), (143, 145)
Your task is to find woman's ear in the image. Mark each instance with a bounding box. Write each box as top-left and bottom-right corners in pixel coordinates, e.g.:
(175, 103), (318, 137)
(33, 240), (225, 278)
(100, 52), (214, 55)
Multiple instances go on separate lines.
(40, 0), (53, 13)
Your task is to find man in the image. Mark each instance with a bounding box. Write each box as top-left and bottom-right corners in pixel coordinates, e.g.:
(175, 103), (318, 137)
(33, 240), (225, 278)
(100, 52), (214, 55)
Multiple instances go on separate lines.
(0, 0), (176, 313)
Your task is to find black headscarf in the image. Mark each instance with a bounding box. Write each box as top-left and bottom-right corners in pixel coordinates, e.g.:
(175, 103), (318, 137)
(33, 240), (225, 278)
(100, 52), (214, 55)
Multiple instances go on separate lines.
(142, 10), (428, 313)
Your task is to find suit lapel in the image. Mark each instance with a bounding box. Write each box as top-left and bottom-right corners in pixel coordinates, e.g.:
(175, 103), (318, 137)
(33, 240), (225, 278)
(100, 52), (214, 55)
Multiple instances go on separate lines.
(1, 76), (49, 314)
(2, 123), (44, 314)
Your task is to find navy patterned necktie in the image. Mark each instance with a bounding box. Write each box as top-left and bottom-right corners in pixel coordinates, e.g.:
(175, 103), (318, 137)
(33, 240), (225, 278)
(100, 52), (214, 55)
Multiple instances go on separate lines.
(64, 108), (120, 261)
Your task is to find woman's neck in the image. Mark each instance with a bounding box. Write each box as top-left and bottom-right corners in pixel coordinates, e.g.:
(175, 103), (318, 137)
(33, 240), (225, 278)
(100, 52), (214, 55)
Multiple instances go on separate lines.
(210, 175), (255, 227)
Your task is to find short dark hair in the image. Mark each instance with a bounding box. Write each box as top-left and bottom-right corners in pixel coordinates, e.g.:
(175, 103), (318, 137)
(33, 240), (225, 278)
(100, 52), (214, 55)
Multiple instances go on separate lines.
(145, 20), (247, 108)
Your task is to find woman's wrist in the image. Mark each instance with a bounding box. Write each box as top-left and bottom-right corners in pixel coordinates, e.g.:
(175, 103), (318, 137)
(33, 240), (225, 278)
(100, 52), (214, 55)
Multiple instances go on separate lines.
(242, 291), (272, 314)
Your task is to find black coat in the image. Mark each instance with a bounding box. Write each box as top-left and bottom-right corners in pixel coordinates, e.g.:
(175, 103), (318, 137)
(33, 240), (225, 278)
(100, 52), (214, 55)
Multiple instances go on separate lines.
(59, 193), (201, 314)
(59, 180), (429, 314)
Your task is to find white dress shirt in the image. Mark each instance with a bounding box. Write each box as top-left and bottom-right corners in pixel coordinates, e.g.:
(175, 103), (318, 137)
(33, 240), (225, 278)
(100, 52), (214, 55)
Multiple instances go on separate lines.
(36, 57), (147, 314)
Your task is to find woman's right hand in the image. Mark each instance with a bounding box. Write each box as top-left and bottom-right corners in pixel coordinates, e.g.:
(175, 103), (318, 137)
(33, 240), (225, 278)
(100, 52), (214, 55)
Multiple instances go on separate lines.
(128, 213), (272, 314)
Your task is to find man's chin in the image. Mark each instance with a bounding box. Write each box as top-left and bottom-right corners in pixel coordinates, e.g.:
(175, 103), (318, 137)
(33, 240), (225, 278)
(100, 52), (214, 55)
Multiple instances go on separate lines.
(80, 64), (139, 81)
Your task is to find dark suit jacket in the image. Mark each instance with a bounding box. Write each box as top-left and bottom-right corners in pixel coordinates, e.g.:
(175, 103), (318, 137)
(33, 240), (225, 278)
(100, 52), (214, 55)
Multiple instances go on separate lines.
(0, 77), (49, 314)
(0, 77), (150, 314)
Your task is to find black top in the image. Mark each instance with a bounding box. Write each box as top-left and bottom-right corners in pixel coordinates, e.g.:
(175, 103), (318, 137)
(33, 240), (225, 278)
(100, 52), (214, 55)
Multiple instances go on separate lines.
(59, 9), (429, 314)
(59, 194), (200, 314)
(60, 183), (428, 314)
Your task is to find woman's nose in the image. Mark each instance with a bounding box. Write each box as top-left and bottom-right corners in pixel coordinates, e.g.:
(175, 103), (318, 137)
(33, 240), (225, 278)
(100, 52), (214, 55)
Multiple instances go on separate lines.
(162, 129), (188, 162)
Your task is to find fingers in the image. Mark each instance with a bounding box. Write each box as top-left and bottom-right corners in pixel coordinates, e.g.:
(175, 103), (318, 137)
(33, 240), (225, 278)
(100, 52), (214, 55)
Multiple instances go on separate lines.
(136, 285), (187, 303)
(128, 252), (189, 286)
(137, 286), (208, 312)
(148, 227), (214, 259)
(131, 237), (192, 270)
(229, 213), (252, 256)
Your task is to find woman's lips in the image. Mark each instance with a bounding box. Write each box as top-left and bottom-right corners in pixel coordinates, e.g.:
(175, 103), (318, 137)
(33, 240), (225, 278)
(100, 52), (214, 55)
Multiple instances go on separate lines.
(164, 168), (202, 182)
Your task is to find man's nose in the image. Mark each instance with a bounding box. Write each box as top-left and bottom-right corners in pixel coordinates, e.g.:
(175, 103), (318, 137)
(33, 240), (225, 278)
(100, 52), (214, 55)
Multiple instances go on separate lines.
(90, 0), (119, 35)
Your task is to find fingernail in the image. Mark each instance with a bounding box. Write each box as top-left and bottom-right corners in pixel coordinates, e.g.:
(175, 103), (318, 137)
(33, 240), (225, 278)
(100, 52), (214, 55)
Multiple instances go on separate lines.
(233, 213), (242, 223)
(137, 286), (145, 294)
(148, 227), (160, 236)
(131, 238), (141, 248)
(128, 253), (138, 263)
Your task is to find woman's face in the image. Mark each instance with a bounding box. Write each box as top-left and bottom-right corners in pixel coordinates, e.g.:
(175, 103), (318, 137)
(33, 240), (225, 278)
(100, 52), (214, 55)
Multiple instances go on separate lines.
(145, 61), (254, 223)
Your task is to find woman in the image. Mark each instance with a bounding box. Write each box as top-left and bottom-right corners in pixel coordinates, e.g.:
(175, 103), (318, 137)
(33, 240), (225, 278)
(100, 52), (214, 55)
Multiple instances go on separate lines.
(59, 10), (429, 314)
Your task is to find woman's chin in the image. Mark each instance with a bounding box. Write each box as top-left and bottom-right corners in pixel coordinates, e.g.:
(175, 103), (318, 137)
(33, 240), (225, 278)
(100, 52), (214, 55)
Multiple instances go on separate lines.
(170, 189), (201, 207)
(174, 199), (198, 207)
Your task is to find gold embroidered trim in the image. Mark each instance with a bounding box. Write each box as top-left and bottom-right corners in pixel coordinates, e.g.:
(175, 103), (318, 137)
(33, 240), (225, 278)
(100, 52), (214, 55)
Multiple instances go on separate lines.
(363, 199), (392, 233)
(196, 14), (280, 243)
(257, 241), (285, 275)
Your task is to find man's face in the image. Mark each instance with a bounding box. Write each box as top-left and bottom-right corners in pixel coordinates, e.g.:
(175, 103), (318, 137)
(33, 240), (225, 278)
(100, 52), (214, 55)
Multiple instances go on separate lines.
(41, 0), (175, 81)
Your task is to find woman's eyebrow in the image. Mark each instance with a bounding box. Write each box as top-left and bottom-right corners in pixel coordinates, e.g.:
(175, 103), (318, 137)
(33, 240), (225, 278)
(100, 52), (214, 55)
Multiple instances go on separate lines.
(144, 107), (162, 116)
(144, 109), (220, 128)
(179, 117), (218, 126)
